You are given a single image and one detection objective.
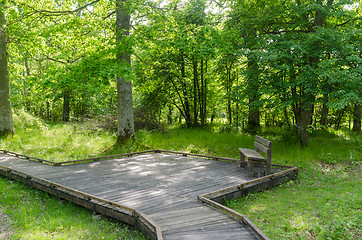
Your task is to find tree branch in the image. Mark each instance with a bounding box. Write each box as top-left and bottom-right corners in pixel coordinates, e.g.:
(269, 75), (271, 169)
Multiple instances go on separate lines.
(30, 0), (101, 16)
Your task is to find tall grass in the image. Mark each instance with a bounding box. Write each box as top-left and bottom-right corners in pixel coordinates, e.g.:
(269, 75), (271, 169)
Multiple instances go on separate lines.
(1, 110), (115, 162)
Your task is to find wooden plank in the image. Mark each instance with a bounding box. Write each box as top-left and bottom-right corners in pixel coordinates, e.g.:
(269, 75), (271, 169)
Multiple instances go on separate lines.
(255, 135), (272, 147)
(239, 148), (265, 160)
(254, 142), (270, 155)
(0, 151), (298, 240)
(163, 229), (260, 240)
(160, 214), (238, 232)
(149, 206), (209, 220)
(140, 200), (201, 215)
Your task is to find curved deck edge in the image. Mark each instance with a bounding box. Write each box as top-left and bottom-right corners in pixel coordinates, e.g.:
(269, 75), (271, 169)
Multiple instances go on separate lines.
(198, 167), (298, 240)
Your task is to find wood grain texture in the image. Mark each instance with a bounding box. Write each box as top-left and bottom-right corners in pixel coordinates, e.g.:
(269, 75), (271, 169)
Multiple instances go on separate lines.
(0, 152), (285, 239)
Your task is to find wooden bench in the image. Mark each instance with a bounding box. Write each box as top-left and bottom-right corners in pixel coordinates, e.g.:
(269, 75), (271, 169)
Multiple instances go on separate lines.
(239, 136), (272, 177)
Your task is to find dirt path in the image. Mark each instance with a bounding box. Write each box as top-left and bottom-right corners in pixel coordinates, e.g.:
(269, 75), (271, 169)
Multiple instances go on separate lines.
(0, 208), (13, 239)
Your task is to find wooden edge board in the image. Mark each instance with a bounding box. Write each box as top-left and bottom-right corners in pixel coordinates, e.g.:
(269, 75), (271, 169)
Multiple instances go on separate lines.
(198, 196), (270, 240)
(0, 150), (55, 165)
(0, 164), (163, 240)
(155, 150), (239, 162)
(0, 165), (135, 214)
(0, 150), (159, 166)
(242, 216), (271, 240)
(201, 167), (298, 199)
(135, 211), (163, 240)
(1, 149), (295, 170)
(57, 150), (158, 165)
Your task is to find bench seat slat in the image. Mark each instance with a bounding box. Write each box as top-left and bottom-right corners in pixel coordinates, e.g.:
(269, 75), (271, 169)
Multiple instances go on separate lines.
(238, 148), (265, 161)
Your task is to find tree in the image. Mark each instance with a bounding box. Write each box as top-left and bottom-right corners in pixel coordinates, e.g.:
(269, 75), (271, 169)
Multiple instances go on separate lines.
(352, 104), (361, 133)
(228, 0), (266, 132)
(132, 0), (218, 127)
(116, 0), (135, 143)
(0, 0), (14, 136)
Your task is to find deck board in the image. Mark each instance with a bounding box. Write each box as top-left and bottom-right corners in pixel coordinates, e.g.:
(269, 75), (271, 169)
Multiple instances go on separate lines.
(0, 152), (268, 239)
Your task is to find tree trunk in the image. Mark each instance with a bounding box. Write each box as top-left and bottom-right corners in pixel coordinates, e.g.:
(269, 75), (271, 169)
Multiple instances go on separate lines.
(192, 58), (198, 126)
(335, 108), (345, 130)
(200, 60), (207, 126)
(320, 95), (329, 126)
(62, 92), (70, 122)
(116, 0), (135, 143)
(296, 103), (314, 146)
(180, 53), (191, 126)
(167, 105), (172, 125)
(226, 64), (232, 125)
(247, 57), (260, 131)
(284, 107), (291, 126)
(23, 55), (31, 111)
(0, 5), (14, 136)
(352, 104), (361, 133)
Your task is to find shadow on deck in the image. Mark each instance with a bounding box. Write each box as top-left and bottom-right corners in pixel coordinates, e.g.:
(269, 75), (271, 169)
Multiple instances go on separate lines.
(0, 150), (298, 240)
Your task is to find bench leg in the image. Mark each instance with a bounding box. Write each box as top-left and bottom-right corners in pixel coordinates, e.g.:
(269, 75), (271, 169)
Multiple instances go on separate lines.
(239, 152), (246, 167)
(247, 159), (254, 177)
(266, 160), (271, 175)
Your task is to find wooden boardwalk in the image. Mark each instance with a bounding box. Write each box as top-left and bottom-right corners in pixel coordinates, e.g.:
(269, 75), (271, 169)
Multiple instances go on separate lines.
(0, 151), (298, 240)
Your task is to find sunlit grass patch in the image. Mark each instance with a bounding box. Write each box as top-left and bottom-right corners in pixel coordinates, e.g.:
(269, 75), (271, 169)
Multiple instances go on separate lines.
(226, 164), (362, 240)
(0, 122), (116, 162)
(134, 128), (252, 158)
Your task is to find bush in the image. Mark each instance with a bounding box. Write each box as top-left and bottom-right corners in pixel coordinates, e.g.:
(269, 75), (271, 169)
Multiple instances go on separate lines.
(217, 124), (238, 133)
(280, 126), (299, 144)
(13, 109), (46, 130)
(80, 115), (117, 134)
(133, 108), (162, 131)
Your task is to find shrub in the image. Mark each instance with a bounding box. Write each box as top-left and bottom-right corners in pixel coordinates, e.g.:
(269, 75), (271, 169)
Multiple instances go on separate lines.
(217, 124), (237, 133)
(13, 109), (46, 130)
(133, 108), (162, 131)
(280, 126), (299, 144)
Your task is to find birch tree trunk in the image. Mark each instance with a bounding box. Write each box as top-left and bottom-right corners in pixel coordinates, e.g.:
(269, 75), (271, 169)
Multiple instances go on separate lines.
(116, 0), (134, 143)
(0, 2), (14, 137)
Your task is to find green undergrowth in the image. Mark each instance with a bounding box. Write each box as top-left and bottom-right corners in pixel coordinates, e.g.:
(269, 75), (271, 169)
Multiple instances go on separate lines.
(226, 164), (362, 240)
(1, 112), (361, 239)
(1, 111), (361, 166)
(0, 176), (146, 240)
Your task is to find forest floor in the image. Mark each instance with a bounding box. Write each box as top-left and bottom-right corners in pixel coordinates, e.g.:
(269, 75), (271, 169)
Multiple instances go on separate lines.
(0, 116), (361, 240)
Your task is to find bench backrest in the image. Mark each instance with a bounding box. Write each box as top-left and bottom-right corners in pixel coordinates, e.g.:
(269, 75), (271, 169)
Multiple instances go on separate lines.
(254, 135), (272, 161)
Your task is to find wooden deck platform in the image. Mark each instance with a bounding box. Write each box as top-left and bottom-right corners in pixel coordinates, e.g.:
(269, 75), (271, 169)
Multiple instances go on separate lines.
(0, 150), (298, 240)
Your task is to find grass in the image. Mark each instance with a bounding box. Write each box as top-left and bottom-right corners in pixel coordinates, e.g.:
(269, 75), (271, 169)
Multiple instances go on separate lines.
(0, 111), (361, 239)
(0, 177), (146, 240)
(226, 164), (361, 240)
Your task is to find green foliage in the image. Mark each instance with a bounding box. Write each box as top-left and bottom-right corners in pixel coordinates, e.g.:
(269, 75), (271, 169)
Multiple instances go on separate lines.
(3, 0), (360, 140)
(13, 109), (46, 131)
(278, 126), (300, 145)
(0, 119), (115, 162)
